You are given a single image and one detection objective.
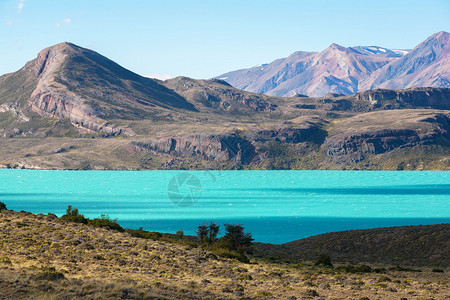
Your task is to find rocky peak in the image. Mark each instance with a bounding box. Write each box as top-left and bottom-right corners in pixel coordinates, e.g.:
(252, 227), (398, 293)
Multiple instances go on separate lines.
(428, 31), (449, 41)
(328, 43), (347, 51)
(33, 42), (74, 77)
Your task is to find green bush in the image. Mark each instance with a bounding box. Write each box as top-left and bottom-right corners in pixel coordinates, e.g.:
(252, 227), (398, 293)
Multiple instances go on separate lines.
(88, 214), (124, 232)
(176, 229), (184, 240)
(0, 201), (6, 211)
(220, 224), (253, 253)
(315, 253), (333, 267)
(60, 205), (88, 224)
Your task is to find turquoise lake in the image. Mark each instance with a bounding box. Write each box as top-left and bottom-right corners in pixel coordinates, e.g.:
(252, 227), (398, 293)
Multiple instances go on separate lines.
(1, 170), (449, 244)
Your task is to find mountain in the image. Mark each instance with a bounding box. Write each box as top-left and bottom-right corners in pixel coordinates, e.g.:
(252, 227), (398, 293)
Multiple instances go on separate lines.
(0, 42), (287, 137)
(0, 42), (199, 136)
(360, 31), (450, 91)
(0, 42), (449, 170)
(216, 31), (449, 97)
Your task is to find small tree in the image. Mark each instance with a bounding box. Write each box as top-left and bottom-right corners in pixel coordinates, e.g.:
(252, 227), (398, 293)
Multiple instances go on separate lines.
(196, 222), (220, 244)
(176, 229), (184, 240)
(221, 224), (253, 253)
(0, 201), (6, 211)
(60, 205), (88, 224)
(207, 222), (219, 244)
(196, 223), (209, 242)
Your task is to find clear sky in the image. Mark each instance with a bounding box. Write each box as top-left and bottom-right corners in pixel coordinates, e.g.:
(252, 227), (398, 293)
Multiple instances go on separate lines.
(1, 0), (449, 79)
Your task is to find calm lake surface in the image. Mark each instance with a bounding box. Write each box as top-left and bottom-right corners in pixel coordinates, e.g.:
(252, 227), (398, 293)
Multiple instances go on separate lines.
(1, 170), (449, 244)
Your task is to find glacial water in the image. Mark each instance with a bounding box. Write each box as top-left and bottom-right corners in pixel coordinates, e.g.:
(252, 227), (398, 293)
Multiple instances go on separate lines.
(0, 170), (449, 244)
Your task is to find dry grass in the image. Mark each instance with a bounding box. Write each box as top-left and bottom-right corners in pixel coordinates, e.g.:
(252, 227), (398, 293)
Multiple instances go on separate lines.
(327, 109), (450, 136)
(0, 210), (448, 299)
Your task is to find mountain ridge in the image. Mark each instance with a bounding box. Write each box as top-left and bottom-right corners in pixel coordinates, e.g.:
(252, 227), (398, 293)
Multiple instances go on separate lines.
(0, 41), (449, 170)
(216, 31), (449, 97)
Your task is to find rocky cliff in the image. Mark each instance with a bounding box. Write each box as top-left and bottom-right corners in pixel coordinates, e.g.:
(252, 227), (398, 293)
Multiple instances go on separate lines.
(132, 134), (256, 165)
(324, 111), (450, 163)
(346, 87), (450, 111)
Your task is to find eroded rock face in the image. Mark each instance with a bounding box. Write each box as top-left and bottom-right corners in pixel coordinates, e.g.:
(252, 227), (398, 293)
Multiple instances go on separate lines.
(132, 134), (256, 164)
(33, 48), (51, 76)
(29, 92), (122, 135)
(325, 125), (448, 163)
(352, 87), (450, 110)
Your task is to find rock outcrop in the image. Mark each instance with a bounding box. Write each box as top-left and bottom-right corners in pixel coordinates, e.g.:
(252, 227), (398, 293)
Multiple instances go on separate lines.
(132, 134), (257, 164)
(325, 113), (450, 163)
(351, 87), (450, 111)
(249, 124), (325, 144)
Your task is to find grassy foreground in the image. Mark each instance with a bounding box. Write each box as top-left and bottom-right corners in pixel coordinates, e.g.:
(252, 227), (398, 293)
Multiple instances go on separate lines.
(0, 209), (448, 299)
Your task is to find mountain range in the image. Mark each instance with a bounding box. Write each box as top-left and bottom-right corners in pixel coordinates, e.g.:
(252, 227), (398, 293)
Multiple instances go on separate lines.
(216, 31), (450, 97)
(0, 39), (449, 170)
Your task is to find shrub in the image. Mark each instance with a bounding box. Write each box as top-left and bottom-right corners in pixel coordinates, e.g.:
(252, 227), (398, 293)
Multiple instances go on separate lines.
(88, 214), (124, 232)
(315, 253), (333, 267)
(60, 205), (88, 224)
(210, 247), (250, 263)
(377, 276), (392, 282)
(373, 267), (387, 273)
(176, 229), (184, 239)
(255, 290), (272, 297)
(305, 289), (319, 297)
(0, 256), (12, 265)
(33, 267), (65, 281)
(220, 224), (253, 253)
(0, 201), (6, 211)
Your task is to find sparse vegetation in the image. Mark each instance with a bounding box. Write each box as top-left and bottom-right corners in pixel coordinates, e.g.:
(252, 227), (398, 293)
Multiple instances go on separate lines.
(0, 208), (447, 299)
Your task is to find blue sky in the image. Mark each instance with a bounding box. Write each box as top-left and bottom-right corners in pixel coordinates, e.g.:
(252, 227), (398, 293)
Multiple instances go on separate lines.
(1, 0), (449, 79)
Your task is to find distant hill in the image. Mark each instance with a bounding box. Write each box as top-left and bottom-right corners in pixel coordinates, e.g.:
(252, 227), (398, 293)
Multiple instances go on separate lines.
(0, 42), (449, 170)
(254, 224), (450, 267)
(216, 31), (449, 97)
